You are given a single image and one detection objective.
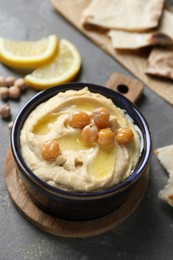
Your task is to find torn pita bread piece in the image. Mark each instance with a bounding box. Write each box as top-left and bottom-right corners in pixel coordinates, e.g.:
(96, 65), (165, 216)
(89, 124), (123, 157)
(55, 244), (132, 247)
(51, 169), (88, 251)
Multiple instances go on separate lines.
(108, 10), (173, 50)
(155, 145), (173, 206)
(82, 0), (165, 32)
(146, 47), (173, 79)
(108, 31), (172, 50)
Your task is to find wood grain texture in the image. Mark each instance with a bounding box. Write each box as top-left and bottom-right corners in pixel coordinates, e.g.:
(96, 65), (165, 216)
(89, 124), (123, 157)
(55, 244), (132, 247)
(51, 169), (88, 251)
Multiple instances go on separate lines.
(106, 73), (144, 103)
(50, 0), (173, 105)
(4, 147), (149, 238)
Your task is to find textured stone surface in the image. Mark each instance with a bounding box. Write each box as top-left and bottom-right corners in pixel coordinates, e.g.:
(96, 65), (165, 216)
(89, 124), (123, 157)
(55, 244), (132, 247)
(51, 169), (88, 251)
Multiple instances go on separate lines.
(0, 0), (173, 259)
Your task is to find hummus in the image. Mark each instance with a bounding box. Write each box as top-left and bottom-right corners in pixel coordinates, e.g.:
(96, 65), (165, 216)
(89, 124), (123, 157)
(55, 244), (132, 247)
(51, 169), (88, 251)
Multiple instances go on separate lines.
(20, 87), (141, 192)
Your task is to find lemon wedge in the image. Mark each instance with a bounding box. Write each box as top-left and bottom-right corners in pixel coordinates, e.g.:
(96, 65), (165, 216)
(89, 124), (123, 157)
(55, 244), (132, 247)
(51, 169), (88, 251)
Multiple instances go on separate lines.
(24, 39), (81, 90)
(0, 35), (59, 69)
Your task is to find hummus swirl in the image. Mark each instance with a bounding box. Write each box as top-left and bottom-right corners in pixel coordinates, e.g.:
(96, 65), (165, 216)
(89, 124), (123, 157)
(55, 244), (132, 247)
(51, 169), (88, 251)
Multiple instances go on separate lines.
(20, 87), (141, 192)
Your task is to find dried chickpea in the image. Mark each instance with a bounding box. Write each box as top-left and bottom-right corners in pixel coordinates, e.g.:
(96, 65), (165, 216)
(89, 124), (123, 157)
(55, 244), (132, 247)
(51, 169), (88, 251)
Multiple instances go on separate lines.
(41, 140), (61, 161)
(8, 121), (13, 131)
(69, 111), (90, 128)
(92, 107), (110, 129)
(0, 76), (5, 86)
(98, 128), (115, 146)
(115, 128), (134, 145)
(0, 104), (11, 119)
(81, 123), (98, 143)
(9, 86), (21, 99)
(14, 78), (26, 91)
(0, 87), (9, 100)
(5, 76), (16, 87)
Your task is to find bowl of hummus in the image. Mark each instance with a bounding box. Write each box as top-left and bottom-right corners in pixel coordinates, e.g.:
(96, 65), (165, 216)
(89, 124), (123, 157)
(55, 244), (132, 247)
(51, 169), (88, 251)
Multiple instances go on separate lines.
(11, 83), (152, 220)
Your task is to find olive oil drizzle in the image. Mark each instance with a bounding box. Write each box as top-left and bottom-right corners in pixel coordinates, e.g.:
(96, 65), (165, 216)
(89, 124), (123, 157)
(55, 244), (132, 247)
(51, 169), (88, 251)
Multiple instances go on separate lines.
(32, 101), (116, 179)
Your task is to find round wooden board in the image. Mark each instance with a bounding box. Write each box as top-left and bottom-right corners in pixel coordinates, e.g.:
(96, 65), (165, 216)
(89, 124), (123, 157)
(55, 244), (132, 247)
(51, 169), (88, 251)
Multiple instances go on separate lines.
(4, 147), (149, 238)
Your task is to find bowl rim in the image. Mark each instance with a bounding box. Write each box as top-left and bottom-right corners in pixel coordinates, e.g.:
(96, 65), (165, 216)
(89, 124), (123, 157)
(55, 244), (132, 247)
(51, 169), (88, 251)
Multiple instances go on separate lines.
(11, 82), (152, 199)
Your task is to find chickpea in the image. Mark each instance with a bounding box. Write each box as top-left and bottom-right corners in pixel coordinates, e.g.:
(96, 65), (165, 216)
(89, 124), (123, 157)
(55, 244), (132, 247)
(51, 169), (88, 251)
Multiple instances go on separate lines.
(0, 104), (11, 119)
(81, 123), (98, 143)
(92, 107), (110, 129)
(0, 87), (9, 100)
(8, 121), (13, 131)
(115, 128), (134, 145)
(69, 111), (90, 128)
(5, 76), (16, 87)
(0, 76), (5, 86)
(41, 140), (61, 161)
(98, 128), (115, 146)
(14, 78), (26, 91)
(9, 86), (21, 99)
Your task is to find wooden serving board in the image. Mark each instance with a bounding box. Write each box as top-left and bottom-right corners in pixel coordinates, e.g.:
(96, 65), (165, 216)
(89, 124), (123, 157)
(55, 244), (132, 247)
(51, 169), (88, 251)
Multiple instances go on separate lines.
(4, 147), (149, 238)
(50, 0), (173, 105)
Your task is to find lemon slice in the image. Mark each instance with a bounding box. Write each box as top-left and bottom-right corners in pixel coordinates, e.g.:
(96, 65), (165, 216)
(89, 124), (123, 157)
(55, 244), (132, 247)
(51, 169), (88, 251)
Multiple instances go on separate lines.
(0, 35), (59, 69)
(24, 39), (81, 90)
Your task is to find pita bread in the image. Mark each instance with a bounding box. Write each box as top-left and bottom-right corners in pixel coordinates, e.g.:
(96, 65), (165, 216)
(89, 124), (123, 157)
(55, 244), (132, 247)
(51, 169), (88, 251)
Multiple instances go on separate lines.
(108, 31), (172, 50)
(155, 145), (173, 206)
(146, 47), (173, 79)
(82, 0), (165, 32)
(108, 10), (173, 50)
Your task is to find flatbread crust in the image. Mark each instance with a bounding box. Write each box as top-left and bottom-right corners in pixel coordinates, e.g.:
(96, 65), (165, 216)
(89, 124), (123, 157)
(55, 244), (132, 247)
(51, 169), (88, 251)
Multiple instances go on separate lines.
(82, 0), (165, 32)
(108, 31), (172, 50)
(108, 10), (173, 50)
(146, 47), (173, 79)
(155, 145), (173, 206)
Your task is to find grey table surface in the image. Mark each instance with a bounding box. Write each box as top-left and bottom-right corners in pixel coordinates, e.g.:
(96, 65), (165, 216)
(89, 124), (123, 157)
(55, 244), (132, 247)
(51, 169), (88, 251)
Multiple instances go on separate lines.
(0, 0), (173, 259)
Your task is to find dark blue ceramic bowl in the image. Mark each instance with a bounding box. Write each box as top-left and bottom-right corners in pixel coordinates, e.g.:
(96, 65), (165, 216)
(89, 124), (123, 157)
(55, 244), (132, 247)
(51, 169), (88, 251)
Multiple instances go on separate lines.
(11, 83), (152, 220)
